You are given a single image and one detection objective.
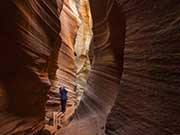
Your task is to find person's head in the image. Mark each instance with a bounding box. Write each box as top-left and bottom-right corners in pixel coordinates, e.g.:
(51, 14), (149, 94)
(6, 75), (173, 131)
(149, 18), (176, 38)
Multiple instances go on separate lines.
(59, 86), (65, 91)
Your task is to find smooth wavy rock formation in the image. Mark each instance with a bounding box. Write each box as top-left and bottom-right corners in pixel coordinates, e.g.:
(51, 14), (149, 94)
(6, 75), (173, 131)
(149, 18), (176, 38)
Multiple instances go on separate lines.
(106, 0), (180, 135)
(0, 0), (61, 134)
(46, 0), (77, 112)
(58, 0), (180, 135)
(74, 0), (93, 105)
(0, 0), (179, 135)
(58, 0), (123, 134)
(46, 0), (81, 123)
(46, 0), (93, 123)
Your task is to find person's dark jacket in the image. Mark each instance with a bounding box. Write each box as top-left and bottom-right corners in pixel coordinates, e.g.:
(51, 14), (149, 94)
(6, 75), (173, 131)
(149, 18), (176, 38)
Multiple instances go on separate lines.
(59, 87), (68, 101)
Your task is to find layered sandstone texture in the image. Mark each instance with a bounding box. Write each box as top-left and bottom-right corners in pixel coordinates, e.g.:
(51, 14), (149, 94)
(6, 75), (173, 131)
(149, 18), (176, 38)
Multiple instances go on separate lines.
(46, 0), (79, 117)
(0, 0), (179, 135)
(58, 0), (122, 135)
(0, 0), (61, 134)
(0, 0), (93, 134)
(46, 0), (80, 127)
(74, 0), (93, 105)
(46, 0), (93, 126)
(106, 0), (180, 135)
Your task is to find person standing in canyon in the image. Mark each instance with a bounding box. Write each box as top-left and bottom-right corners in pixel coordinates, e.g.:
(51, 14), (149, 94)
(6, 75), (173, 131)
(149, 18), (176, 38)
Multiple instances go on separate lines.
(59, 86), (68, 113)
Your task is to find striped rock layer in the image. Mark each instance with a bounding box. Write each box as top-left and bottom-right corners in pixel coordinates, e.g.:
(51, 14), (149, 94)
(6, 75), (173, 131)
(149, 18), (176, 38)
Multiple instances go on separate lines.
(106, 0), (180, 135)
(0, 0), (179, 135)
(0, 0), (61, 134)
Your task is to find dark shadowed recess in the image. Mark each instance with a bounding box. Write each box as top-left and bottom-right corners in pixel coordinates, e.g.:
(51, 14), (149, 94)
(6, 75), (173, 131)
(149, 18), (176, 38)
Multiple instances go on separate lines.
(0, 0), (61, 116)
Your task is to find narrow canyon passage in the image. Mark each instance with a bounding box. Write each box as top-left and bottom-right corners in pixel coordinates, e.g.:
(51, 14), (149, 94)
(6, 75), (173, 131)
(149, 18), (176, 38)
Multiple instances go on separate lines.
(0, 0), (180, 135)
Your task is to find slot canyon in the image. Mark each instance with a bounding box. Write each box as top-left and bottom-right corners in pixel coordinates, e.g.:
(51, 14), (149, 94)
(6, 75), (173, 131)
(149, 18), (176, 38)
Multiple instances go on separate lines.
(0, 0), (180, 135)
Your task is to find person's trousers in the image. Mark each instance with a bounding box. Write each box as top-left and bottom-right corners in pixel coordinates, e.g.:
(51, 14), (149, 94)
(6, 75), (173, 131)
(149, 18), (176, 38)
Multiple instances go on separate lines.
(61, 99), (67, 113)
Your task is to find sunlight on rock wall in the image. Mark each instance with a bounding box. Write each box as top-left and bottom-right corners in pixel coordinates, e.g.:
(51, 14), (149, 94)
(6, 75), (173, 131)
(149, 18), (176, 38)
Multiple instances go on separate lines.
(46, 0), (78, 124)
(74, 0), (93, 106)
(58, 0), (80, 112)
(58, 1), (122, 134)
(45, 0), (93, 131)
(46, 0), (84, 124)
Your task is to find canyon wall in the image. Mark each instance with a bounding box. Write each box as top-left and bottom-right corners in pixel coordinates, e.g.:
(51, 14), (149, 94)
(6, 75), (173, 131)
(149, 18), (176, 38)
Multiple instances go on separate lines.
(0, 0), (61, 134)
(46, 0), (79, 116)
(74, 0), (93, 106)
(58, 0), (123, 134)
(0, 0), (179, 135)
(106, 0), (180, 135)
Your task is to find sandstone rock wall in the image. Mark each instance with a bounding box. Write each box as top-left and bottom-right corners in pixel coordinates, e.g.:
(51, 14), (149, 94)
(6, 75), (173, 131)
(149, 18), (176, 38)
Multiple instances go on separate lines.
(58, 0), (123, 134)
(0, 0), (61, 134)
(106, 0), (180, 135)
(74, 0), (93, 106)
(46, 0), (82, 125)
(0, 0), (179, 135)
